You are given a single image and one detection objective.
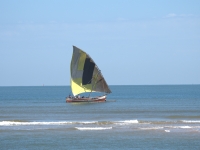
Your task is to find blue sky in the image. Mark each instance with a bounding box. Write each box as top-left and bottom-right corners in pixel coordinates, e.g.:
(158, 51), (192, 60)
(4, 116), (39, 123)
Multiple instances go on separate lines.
(1, 0), (200, 86)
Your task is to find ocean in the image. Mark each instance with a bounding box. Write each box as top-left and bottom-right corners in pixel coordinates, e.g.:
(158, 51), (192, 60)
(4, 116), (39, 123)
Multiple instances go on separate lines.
(0, 85), (200, 150)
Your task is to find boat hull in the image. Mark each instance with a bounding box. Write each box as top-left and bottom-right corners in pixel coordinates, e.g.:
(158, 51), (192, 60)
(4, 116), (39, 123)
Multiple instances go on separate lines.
(66, 95), (106, 103)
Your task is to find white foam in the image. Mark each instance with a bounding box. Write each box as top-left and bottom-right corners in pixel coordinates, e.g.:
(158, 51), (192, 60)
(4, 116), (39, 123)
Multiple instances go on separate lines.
(122, 120), (139, 123)
(75, 127), (112, 130)
(169, 126), (192, 129)
(115, 120), (139, 125)
(140, 127), (163, 130)
(165, 130), (170, 132)
(78, 121), (97, 124)
(181, 120), (200, 123)
(0, 121), (73, 126)
(179, 126), (192, 129)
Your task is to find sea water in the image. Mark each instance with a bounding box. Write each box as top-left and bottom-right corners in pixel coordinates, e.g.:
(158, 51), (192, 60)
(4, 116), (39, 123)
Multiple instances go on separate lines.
(0, 85), (200, 149)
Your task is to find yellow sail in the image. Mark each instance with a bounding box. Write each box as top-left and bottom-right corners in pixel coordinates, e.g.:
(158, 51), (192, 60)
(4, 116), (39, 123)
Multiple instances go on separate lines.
(70, 46), (111, 96)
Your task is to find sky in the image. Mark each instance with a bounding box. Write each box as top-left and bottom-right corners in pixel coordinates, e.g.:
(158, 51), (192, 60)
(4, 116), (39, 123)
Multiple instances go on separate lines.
(0, 0), (200, 86)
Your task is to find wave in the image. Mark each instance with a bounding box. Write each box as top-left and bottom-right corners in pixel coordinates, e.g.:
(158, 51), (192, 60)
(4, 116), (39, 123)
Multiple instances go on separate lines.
(139, 127), (164, 130)
(0, 120), (139, 126)
(0, 121), (102, 126)
(138, 126), (200, 132)
(0, 121), (73, 126)
(1, 119), (200, 128)
(140, 120), (200, 125)
(114, 120), (139, 125)
(117, 120), (139, 124)
(76, 121), (98, 124)
(165, 130), (170, 132)
(181, 120), (200, 123)
(1, 120), (200, 133)
(176, 126), (192, 129)
(75, 127), (112, 131)
(165, 126), (192, 129)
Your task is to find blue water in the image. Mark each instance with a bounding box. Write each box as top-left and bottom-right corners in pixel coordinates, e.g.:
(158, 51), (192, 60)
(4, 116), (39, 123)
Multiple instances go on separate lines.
(0, 85), (200, 149)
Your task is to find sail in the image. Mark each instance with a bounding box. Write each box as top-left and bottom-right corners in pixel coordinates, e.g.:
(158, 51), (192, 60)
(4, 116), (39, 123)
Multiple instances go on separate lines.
(70, 46), (111, 96)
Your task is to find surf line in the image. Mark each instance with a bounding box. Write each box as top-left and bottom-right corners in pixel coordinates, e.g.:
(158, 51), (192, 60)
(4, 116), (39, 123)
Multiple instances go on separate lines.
(75, 127), (112, 130)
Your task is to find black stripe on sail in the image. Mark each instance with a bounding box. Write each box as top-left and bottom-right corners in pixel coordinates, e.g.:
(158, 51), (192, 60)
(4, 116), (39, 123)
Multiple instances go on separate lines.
(82, 58), (95, 85)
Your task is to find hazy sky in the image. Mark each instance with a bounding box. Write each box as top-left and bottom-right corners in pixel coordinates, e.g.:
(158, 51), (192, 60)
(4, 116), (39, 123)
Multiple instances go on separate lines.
(1, 0), (200, 86)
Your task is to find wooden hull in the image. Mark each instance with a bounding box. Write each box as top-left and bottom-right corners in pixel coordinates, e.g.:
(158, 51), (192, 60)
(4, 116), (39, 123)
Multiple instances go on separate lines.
(66, 95), (106, 103)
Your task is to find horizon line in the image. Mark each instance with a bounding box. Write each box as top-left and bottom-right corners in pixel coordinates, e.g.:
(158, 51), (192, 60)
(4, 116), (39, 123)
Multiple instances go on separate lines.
(0, 84), (200, 87)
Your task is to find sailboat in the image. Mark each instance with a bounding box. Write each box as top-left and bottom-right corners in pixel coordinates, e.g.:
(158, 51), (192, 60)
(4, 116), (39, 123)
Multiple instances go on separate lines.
(66, 46), (111, 103)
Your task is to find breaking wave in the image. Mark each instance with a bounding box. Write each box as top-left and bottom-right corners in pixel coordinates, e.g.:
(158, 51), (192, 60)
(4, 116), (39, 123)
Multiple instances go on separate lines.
(116, 120), (139, 124)
(0, 120), (139, 126)
(139, 127), (164, 130)
(112, 120), (139, 125)
(181, 120), (200, 123)
(1, 120), (200, 133)
(75, 127), (112, 131)
(0, 121), (73, 126)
